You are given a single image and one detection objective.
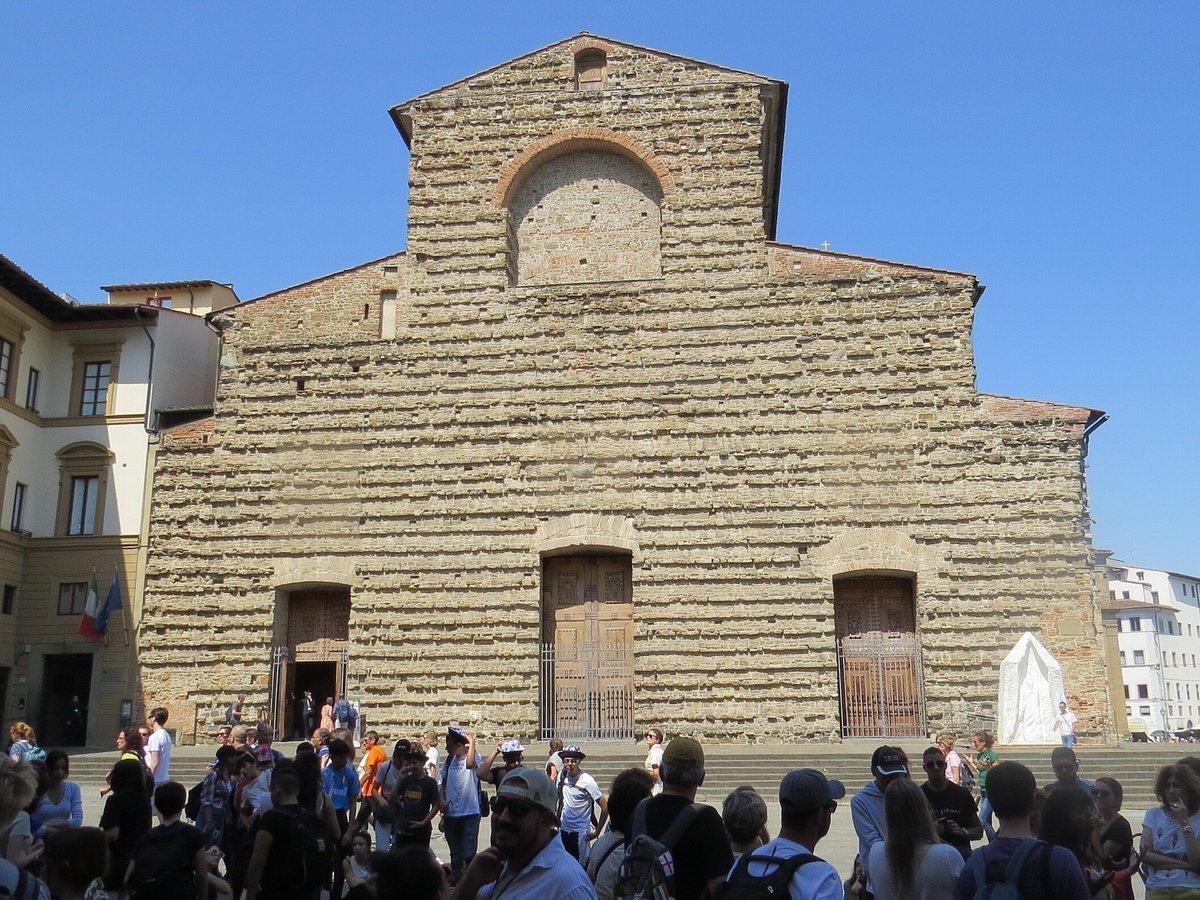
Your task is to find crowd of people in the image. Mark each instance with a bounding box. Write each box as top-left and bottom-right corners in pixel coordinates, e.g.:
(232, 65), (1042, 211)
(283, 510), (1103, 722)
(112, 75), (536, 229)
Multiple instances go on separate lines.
(5, 714), (1200, 899)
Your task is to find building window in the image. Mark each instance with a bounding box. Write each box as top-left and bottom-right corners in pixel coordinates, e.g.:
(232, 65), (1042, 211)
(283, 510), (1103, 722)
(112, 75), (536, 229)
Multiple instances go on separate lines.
(24, 367), (39, 412)
(574, 49), (607, 90)
(1140, 705), (1152, 715)
(55, 442), (113, 537)
(70, 340), (123, 418)
(67, 476), (99, 535)
(1137, 571), (1145, 580)
(10, 481), (26, 532)
(1130, 618), (1142, 632)
(1134, 650), (1146, 665)
(79, 361), (111, 415)
(147, 296), (172, 309)
(0, 338), (12, 399)
(57, 581), (89, 615)
(1119, 651), (1126, 666)
(1122, 590), (1131, 599)
(1138, 684), (1150, 699)
(1, 584), (13, 615)
(1123, 685), (1130, 699)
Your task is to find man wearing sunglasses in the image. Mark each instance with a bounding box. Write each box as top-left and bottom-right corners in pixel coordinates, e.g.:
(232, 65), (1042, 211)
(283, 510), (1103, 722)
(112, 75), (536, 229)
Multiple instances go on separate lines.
(452, 767), (597, 899)
(920, 746), (983, 859)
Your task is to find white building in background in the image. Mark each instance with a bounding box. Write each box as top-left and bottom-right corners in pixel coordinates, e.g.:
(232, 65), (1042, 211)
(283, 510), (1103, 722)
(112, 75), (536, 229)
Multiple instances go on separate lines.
(1108, 558), (1200, 738)
(0, 256), (236, 745)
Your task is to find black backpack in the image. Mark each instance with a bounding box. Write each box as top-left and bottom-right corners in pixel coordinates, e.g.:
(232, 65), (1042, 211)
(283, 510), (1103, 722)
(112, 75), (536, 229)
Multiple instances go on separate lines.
(613, 797), (704, 900)
(270, 806), (332, 892)
(129, 823), (201, 900)
(721, 850), (818, 899)
(184, 779), (204, 822)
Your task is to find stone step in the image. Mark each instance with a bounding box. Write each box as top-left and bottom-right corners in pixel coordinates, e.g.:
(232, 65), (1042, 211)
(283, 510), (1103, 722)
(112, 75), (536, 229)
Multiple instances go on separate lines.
(57, 741), (1187, 808)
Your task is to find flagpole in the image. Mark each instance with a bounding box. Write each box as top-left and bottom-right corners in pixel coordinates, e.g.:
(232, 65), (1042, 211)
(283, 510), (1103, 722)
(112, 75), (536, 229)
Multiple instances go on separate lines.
(115, 561), (131, 648)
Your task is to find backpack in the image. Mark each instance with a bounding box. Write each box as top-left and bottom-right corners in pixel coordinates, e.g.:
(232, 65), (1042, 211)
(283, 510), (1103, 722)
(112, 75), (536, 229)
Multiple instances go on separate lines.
(613, 797), (704, 900)
(225, 704), (238, 725)
(184, 779), (205, 822)
(23, 744), (47, 764)
(267, 806), (332, 892)
(966, 838), (1046, 900)
(722, 851), (818, 900)
(333, 699), (350, 722)
(344, 703), (358, 724)
(959, 760), (976, 794)
(129, 823), (200, 899)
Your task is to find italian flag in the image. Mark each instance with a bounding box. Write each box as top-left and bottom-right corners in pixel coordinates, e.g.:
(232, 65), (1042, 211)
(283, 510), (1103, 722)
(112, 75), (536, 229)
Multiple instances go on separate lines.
(79, 577), (102, 640)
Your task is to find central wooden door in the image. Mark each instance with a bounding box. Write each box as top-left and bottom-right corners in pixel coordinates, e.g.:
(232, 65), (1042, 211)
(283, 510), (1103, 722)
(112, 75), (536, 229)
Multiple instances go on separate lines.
(271, 588), (350, 737)
(541, 555), (634, 739)
(835, 576), (925, 738)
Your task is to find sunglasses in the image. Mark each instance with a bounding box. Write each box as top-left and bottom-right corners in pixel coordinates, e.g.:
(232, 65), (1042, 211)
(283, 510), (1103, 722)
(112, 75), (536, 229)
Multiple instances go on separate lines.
(492, 796), (539, 818)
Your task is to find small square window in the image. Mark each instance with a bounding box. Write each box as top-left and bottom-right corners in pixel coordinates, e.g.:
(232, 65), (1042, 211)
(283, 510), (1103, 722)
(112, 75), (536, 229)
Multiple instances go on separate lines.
(1140, 705), (1152, 715)
(1134, 650), (1145, 665)
(1130, 618), (1142, 632)
(1, 584), (14, 615)
(1138, 684), (1150, 699)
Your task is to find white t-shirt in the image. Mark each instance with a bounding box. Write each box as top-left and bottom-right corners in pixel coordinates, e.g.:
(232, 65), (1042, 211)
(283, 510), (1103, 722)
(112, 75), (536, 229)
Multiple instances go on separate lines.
(732, 837), (842, 900)
(867, 840), (964, 900)
(442, 752), (482, 816)
(147, 727), (173, 784)
(1056, 709), (1079, 734)
(425, 746), (439, 779)
(557, 770), (601, 833)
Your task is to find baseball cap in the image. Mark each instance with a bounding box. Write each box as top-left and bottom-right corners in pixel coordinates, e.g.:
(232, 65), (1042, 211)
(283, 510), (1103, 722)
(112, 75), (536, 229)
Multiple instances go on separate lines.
(871, 746), (908, 776)
(779, 769), (846, 812)
(559, 745), (586, 759)
(662, 736), (705, 770)
(497, 767), (557, 816)
(392, 739), (413, 758)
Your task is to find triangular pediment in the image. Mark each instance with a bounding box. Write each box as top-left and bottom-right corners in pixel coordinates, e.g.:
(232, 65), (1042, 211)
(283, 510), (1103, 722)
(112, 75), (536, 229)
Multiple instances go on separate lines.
(391, 32), (782, 116)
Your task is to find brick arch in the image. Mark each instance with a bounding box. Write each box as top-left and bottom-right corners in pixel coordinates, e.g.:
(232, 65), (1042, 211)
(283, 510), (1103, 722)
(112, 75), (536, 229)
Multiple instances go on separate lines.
(491, 128), (675, 209)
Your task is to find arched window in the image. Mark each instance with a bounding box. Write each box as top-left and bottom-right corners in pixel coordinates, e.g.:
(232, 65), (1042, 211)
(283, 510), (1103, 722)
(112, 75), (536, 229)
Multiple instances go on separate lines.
(574, 49), (607, 91)
(508, 149), (662, 286)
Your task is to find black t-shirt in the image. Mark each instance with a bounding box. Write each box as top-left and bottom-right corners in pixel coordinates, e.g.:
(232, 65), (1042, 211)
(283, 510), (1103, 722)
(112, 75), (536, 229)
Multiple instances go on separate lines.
(99, 790), (153, 888)
(921, 782), (980, 858)
(128, 820), (208, 900)
(634, 794), (733, 900)
(1100, 815), (1134, 864)
(258, 804), (322, 900)
(394, 773), (439, 836)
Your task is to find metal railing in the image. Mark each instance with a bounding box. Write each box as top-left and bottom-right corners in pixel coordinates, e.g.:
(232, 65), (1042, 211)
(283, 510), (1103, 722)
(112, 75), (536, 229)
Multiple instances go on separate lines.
(540, 642), (635, 741)
(836, 634), (927, 738)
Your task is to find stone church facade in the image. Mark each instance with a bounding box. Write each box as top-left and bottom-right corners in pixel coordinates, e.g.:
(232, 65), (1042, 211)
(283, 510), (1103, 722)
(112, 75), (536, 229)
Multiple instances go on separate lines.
(141, 34), (1115, 744)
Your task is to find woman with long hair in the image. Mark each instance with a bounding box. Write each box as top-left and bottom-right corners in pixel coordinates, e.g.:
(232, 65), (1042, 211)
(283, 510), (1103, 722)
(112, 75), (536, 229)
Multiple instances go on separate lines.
(98, 758), (151, 892)
(1092, 778), (1136, 900)
(1039, 786), (1112, 897)
(43, 826), (108, 900)
(1141, 764), (1200, 898)
(30, 750), (83, 838)
(867, 778), (963, 900)
(6, 723), (40, 763)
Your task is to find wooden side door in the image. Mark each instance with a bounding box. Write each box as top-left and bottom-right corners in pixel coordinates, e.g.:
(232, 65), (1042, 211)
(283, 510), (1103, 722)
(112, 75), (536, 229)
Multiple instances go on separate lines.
(542, 555), (634, 738)
(835, 577), (923, 737)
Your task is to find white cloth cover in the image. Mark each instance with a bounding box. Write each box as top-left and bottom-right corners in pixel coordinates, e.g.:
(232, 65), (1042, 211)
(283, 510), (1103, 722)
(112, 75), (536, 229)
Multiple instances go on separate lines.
(997, 631), (1065, 743)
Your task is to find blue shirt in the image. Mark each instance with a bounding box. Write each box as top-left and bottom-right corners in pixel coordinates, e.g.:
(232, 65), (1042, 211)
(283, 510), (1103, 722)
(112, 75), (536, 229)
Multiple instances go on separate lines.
(322, 763), (361, 811)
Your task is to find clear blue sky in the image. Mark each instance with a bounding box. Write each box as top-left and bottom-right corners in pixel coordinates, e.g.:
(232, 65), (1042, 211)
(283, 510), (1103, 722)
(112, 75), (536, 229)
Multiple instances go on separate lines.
(3, 3), (1196, 574)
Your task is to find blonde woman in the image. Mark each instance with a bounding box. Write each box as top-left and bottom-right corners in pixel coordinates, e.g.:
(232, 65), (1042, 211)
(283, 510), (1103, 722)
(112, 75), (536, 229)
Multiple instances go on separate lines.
(868, 778), (963, 900)
(936, 732), (963, 786)
(6, 723), (39, 763)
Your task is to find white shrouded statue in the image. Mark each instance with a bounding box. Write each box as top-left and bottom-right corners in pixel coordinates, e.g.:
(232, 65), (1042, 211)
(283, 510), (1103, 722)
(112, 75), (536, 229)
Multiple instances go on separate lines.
(997, 631), (1066, 744)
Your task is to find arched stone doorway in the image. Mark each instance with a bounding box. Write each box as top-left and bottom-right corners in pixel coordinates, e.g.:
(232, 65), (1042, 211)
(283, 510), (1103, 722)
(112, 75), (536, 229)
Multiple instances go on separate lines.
(270, 586), (350, 739)
(540, 553), (634, 740)
(834, 575), (926, 738)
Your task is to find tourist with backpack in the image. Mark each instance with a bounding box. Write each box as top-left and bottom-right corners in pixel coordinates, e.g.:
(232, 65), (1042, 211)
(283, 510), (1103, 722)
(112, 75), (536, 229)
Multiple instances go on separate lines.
(955, 761), (1089, 900)
(6, 723), (44, 764)
(556, 745), (609, 864)
(616, 736), (731, 900)
(723, 768), (844, 900)
(451, 766), (596, 899)
(125, 781), (210, 900)
(242, 768), (332, 900)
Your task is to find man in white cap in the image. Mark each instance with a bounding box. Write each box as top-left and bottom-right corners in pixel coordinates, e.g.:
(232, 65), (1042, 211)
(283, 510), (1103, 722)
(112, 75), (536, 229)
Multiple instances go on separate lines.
(452, 767), (597, 899)
(480, 739), (526, 789)
(725, 769), (845, 899)
(555, 745), (608, 865)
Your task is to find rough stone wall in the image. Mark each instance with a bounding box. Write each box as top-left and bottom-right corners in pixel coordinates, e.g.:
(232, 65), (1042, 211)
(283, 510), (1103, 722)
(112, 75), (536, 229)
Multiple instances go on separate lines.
(140, 37), (1112, 743)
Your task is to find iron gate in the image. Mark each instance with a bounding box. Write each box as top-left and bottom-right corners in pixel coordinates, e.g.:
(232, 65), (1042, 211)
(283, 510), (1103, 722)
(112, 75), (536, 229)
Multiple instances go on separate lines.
(267, 645), (289, 731)
(540, 642), (634, 740)
(836, 634), (927, 738)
